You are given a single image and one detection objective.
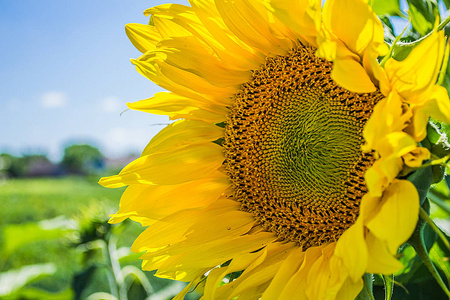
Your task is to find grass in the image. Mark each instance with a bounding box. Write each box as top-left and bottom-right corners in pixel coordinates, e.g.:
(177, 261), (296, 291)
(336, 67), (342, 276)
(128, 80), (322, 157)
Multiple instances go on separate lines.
(0, 176), (124, 226)
(0, 176), (192, 299)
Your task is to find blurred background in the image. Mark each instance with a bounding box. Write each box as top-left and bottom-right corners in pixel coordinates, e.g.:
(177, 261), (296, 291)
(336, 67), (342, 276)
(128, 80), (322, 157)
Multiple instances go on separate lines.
(1, 0), (449, 299)
(0, 1), (200, 299)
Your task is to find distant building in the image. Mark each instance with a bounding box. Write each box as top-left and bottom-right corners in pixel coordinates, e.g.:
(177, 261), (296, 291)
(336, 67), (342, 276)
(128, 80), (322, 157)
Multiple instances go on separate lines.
(103, 154), (139, 173)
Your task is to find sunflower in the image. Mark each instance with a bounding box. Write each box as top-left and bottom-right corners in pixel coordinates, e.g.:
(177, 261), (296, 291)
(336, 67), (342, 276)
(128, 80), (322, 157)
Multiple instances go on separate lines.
(100, 0), (450, 299)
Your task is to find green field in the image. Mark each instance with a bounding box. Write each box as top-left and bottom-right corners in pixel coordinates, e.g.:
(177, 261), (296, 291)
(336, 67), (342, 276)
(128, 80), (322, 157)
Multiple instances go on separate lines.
(0, 177), (123, 225)
(0, 176), (196, 299)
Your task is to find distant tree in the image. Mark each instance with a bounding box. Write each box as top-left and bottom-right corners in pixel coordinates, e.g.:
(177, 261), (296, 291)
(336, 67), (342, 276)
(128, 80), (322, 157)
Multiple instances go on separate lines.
(61, 144), (104, 175)
(0, 153), (53, 177)
(0, 153), (27, 177)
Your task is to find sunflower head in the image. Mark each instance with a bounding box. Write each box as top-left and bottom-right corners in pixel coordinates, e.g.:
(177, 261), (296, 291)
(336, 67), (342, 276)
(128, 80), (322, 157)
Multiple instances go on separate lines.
(100, 0), (450, 298)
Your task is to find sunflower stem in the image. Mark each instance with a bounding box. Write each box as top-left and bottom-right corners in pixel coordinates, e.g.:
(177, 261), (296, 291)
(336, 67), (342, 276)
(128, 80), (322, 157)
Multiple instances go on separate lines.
(107, 234), (128, 300)
(101, 240), (120, 299)
(415, 154), (450, 169)
(394, 13), (450, 50)
(438, 13), (450, 31)
(357, 274), (375, 300)
(428, 189), (450, 215)
(364, 273), (375, 300)
(409, 214), (450, 298)
(419, 207), (450, 251)
(380, 24), (409, 67)
(381, 274), (394, 300)
(437, 38), (450, 86)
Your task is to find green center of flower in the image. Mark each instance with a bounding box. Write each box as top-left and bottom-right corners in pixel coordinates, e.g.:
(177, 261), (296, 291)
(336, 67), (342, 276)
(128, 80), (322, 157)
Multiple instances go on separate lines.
(224, 44), (383, 249)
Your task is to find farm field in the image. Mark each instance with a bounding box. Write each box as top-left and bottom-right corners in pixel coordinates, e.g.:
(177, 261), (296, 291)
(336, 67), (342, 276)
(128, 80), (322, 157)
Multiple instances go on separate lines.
(0, 177), (198, 299)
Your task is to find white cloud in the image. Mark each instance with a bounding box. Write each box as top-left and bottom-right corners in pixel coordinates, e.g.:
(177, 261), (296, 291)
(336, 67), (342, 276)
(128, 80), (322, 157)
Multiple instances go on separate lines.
(104, 127), (149, 157)
(40, 91), (68, 108)
(99, 96), (123, 113)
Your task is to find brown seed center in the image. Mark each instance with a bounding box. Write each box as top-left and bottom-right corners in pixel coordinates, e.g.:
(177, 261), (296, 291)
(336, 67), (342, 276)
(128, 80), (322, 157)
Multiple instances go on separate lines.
(224, 43), (382, 249)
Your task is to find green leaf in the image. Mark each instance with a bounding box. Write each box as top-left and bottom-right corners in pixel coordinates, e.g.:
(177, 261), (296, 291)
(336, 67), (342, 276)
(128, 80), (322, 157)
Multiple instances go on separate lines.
(122, 265), (154, 295)
(127, 277), (148, 300)
(379, 16), (397, 44)
(389, 278), (450, 299)
(431, 179), (450, 198)
(72, 265), (98, 300)
(428, 187), (450, 217)
(372, 0), (402, 16)
(396, 245), (430, 282)
(408, 210), (450, 297)
(406, 0), (438, 35)
(382, 274), (394, 300)
(356, 274), (374, 300)
(12, 287), (73, 300)
(443, 0), (450, 10)
(1, 216), (73, 256)
(396, 222), (436, 284)
(392, 43), (415, 61)
(427, 122), (442, 144)
(407, 166), (433, 205)
(429, 236), (450, 285)
(0, 263), (56, 296)
(446, 174), (450, 191)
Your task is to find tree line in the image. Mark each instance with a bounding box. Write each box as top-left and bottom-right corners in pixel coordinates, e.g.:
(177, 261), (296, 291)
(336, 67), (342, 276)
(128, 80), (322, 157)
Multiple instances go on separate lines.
(0, 144), (104, 178)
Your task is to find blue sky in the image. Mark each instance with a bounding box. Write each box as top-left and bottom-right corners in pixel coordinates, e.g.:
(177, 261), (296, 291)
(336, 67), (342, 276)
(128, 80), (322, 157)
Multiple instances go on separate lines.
(0, 1), (418, 162)
(0, 0), (187, 161)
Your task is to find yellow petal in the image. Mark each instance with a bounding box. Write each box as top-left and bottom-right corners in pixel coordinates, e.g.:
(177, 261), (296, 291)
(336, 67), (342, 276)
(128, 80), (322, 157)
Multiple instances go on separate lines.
(335, 277), (363, 300)
(408, 86), (450, 141)
(359, 193), (381, 221)
(150, 1), (264, 70)
(268, 0), (321, 46)
(402, 147), (430, 168)
(365, 232), (404, 274)
(145, 4), (194, 38)
(331, 57), (376, 93)
(322, 0), (385, 56)
(131, 58), (209, 102)
(334, 219), (367, 282)
(320, 0), (388, 94)
(109, 172), (229, 225)
(141, 119), (224, 155)
(363, 91), (412, 153)
(385, 31), (445, 103)
(215, 0), (292, 55)
(172, 273), (205, 300)
(316, 27), (338, 61)
(156, 36), (251, 87)
(377, 131), (417, 158)
(363, 44), (390, 95)
(133, 56), (237, 101)
(261, 248), (305, 300)
(367, 179), (419, 253)
(275, 246), (322, 299)
(171, 231), (277, 270)
(125, 23), (161, 53)
(424, 85), (450, 123)
(190, 0), (265, 70)
(128, 92), (226, 122)
(204, 251), (265, 299)
(133, 200), (243, 250)
(306, 243), (342, 299)
(364, 157), (402, 197)
(228, 243), (296, 298)
(99, 142), (224, 187)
